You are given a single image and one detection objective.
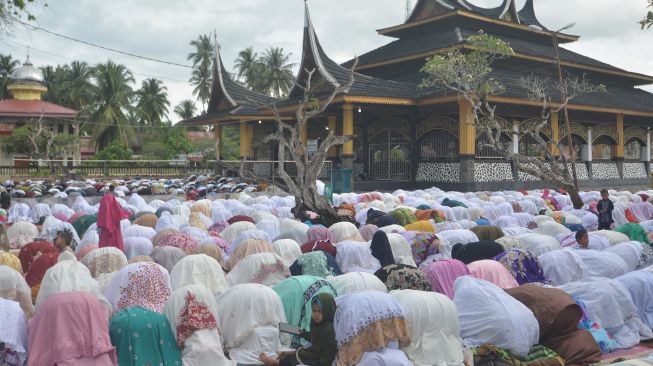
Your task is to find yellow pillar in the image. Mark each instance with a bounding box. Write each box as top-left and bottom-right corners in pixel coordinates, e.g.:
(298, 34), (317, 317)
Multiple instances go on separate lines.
(239, 121), (253, 159)
(327, 115), (337, 158)
(551, 111), (560, 156)
(616, 114), (625, 159)
(342, 104), (354, 156)
(458, 98), (476, 156)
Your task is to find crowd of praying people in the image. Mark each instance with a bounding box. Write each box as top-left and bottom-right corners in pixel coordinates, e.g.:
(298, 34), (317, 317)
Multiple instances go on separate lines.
(3, 181), (653, 365)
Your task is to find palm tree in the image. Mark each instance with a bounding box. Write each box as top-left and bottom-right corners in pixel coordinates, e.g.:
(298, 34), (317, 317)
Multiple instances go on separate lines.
(188, 34), (214, 70)
(0, 54), (19, 99)
(40, 64), (70, 106)
(63, 61), (94, 111)
(135, 78), (170, 126)
(190, 66), (212, 112)
(187, 34), (215, 109)
(261, 47), (295, 98)
(173, 99), (197, 121)
(234, 47), (268, 93)
(89, 60), (136, 149)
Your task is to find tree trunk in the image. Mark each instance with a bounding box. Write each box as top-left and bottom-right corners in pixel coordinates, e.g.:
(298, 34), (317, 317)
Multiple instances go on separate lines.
(567, 186), (584, 209)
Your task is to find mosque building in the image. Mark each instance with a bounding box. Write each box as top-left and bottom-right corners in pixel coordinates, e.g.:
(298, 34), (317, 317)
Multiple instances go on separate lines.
(183, 0), (653, 191)
(0, 56), (81, 167)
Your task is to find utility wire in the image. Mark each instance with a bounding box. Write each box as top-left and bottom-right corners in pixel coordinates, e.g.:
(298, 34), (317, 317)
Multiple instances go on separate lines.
(1, 38), (190, 83)
(8, 16), (246, 79)
(9, 16), (193, 69)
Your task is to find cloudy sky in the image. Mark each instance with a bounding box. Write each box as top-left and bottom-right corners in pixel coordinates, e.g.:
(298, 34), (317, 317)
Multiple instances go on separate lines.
(3, 0), (652, 122)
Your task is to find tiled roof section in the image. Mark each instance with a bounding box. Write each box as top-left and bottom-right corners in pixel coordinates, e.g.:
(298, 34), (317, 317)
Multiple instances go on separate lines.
(0, 99), (78, 118)
(218, 63), (277, 106)
(206, 44), (277, 114)
(492, 68), (653, 113)
(350, 27), (624, 74)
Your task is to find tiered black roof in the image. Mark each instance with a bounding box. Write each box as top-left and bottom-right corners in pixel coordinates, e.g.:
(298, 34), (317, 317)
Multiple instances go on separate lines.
(181, 0), (653, 126)
(349, 27), (632, 77)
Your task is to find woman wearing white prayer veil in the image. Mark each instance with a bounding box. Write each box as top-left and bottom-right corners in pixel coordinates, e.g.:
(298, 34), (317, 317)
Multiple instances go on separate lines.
(229, 229), (271, 255)
(516, 233), (561, 256)
(122, 224), (156, 240)
(329, 272), (388, 295)
(35, 259), (111, 314)
(591, 230), (631, 245)
(257, 219), (280, 242)
(606, 241), (645, 271)
(155, 211), (180, 232)
(271, 239), (302, 266)
(72, 195), (98, 215)
(220, 221), (257, 245)
(559, 277), (653, 349)
(0, 265), (34, 319)
(454, 276), (539, 357)
(216, 284), (287, 365)
(29, 203), (50, 224)
(617, 270), (653, 329)
(538, 249), (587, 286)
(7, 221), (38, 249)
(170, 254), (228, 298)
(574, 249), (630, 278)
(164, 285), (235, 366)
(7, 202), (31, 224)
(335, 240), (381, 274)
(0, 298), (28, 366)
(390, 289), (464, 366)
(39, 216), (80, 244)
(227, 252), (289, 287)
(330, 222), (365, 243)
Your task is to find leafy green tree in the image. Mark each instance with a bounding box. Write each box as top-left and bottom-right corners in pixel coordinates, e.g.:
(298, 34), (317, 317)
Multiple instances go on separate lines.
(165, 128), (193, 158)
(173, 99), (197, 121)
(0, 54), (19, 99)
(95, 142), (133, 160)
(135, 78), (169, 125)
(221, 126), (240, 160)
(141, 127), (193, 160)
(421, 33), (603, 209)
(187, 34), (214, 110)
(89, 60), (136, 149)
(191, 137), (216, 161)
(141, 140), (169, 160)
(261, 47), (295, 97)
(0, 0), (38, 34)
(0, 119), (79, 175)
(642, 0), (653, 29)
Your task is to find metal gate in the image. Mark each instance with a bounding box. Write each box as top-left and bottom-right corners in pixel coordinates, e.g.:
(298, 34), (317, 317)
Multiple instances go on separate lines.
(369, 129), (411, 181)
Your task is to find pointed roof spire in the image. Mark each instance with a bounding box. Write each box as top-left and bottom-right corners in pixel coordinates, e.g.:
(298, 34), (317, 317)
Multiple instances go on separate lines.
(518, 0), (547, 30)
(206, 35), (277, 113)
(210, 31), (237, 109)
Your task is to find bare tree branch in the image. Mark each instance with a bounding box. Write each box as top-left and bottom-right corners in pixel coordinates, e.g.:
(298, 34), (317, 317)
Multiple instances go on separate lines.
(236, 58), (359, 223)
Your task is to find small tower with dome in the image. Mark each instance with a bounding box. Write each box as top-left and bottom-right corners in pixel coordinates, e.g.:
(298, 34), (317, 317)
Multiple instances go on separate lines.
(6, 56), (48, 101)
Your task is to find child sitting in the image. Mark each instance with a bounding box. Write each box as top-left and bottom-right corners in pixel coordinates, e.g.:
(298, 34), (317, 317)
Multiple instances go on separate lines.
(260, 293), (337, 366)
